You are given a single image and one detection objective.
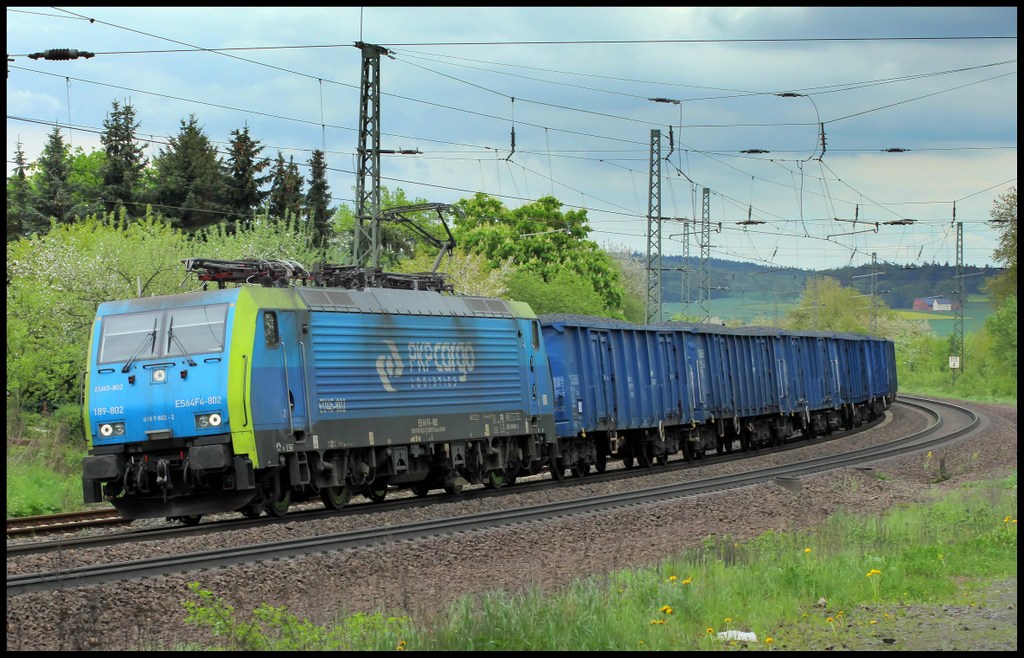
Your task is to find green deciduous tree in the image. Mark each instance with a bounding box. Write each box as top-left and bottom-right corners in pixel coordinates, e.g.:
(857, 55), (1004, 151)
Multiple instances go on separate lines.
(984, 186), (1016, 305)
(784, 276), (896, 333)
(506, 268), (608, 316)
(333, 186), (433, 267)
(604, 243), (647, 323)
(6, 211), (190, 406)
(983, 294), (1017, 373)
(67, 149), (106, 219)
(451, 193), (626, 317)
(394, 249), (513, 298)
(192, 212), (336, 268)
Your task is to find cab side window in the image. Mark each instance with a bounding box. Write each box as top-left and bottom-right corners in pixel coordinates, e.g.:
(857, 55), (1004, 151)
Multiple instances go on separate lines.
(264, 311), (280, 348)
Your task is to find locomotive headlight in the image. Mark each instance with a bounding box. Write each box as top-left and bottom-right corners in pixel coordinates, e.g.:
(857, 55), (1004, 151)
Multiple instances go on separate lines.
(195, 413), (223, 429)
(153, 369), (167, 383)
(99, 422), (126, 437)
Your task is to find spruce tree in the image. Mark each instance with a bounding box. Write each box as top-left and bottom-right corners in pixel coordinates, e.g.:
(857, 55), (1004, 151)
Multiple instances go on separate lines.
(33, 125), (74, 227)
(267, 152), (305, 221)
(149, 114), (229, 231)
(267, 151), (289, 220)
(305, 149), (332, 255)
(285, 155), (305, 218)
(225, 125), (270, 228)
(6, 141), (42, 239)
(99, 100), (148, 217)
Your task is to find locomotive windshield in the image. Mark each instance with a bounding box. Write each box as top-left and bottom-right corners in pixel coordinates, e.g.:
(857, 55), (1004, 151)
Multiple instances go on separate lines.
(97, 304), (228, 365)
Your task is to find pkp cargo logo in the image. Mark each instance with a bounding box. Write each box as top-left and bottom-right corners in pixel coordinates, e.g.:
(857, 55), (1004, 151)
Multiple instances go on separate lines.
(376, 340), (404, 392)
(376, 339), (477, 392)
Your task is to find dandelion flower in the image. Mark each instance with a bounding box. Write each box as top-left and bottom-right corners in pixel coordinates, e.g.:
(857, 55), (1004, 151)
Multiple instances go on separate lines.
(706, 627), (715, 634)
(724, 617), (732, 623)
(826, 617), (834, 623)
(765, 638), (774, 645)
(669, 575), (678, 582)
(804, 547), (812, 553)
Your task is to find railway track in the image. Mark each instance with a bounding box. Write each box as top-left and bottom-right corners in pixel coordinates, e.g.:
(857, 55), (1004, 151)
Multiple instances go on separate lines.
(5, 402), (888, 557)
(7, 396), (979, 596)
(6, 508), (130, 538)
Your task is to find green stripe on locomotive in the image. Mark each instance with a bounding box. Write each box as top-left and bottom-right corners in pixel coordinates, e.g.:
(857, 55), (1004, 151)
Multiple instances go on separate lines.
(83, 316), (98, 446)
(226, 286), (308, 466)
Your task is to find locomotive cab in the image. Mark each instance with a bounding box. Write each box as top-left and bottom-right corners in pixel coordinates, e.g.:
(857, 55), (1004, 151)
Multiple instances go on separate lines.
(82, 290), (257, 519)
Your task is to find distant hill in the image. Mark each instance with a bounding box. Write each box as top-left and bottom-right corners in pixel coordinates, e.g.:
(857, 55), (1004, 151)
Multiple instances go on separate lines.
(655, 256), (999, 311)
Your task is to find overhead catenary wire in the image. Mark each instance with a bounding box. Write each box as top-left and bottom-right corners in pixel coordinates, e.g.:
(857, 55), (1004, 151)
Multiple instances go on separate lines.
(7, 8), (1015, 271)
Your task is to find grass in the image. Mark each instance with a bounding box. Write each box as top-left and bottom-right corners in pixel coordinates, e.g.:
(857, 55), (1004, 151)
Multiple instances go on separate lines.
(6, 403), (89, 517)
(175, 474), (1016, 651)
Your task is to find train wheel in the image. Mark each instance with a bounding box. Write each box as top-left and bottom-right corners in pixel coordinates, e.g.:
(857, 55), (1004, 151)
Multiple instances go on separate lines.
(320, 485), (352, 510)
(173, 514), (202, 526)
(656, 453), (669, 467)
(638, 444), (653, 469)
(621, 444), (635, 470)
(412, 483), (432, 498)
(570, 462), (590, 478)
(595, 453), (607, 473)
(266, 489), (292, 517)
(485, 469), (508, 489)
(365, 480), (389, 503)
(240, 501), (263, 519)
(549, 457), (567, 481)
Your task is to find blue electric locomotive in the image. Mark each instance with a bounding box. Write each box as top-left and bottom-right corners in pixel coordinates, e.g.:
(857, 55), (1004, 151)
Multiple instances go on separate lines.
(83, 260), (556, 522)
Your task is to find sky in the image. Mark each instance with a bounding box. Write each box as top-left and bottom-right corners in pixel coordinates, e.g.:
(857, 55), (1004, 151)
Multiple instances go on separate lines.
(6, 7), (1018, 271)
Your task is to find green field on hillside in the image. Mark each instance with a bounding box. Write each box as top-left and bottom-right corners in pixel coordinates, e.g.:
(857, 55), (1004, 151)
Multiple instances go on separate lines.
(663, 295), (994, 336)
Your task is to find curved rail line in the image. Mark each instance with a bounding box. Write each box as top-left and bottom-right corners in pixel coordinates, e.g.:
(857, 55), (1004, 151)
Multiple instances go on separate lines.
(7, 401), (895, 555)
(8, 396), (979, 596)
